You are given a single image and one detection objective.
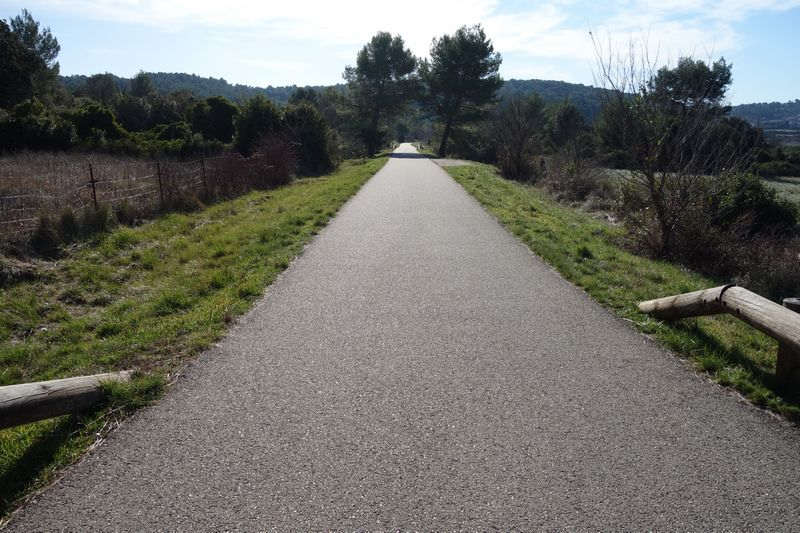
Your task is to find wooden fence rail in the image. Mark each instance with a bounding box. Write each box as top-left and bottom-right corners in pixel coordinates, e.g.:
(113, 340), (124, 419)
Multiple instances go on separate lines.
(639, 285), (800, 387)
(0, 371), (131, 430)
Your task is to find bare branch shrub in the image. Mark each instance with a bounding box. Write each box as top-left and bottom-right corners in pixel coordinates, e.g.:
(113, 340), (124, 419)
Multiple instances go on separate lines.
(591, 35), (761, 258)
(494, 94), (546, 181)
(543, 154), (615, 207)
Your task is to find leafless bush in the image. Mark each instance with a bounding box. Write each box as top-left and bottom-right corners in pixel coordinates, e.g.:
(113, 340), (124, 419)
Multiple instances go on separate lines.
(591, 36), (757, 258)
(672, 211), (800, 300)
(252, 136), (296, 188)
(543, 154), (612, 204)
(494, 94), (546, 181)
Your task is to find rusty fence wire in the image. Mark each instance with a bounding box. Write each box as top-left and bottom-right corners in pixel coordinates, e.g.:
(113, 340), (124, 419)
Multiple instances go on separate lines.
(0, 152), (277, 243)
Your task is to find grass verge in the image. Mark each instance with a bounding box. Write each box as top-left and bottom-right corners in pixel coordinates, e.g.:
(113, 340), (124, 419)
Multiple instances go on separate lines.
(447, 163), (800, 422)
(0, 156), (387, 519)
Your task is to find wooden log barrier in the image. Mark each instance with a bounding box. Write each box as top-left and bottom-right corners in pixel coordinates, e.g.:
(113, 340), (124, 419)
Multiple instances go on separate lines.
(637, 284), (733, 321)
(0, 371), (132, 430)
(639, 286), (800, 388)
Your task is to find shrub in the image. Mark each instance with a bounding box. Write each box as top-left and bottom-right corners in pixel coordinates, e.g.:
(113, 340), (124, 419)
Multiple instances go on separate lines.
(710, 173), (797, 236)
(735, 236), (800, 301)
(30, 215), (61, 257)
(190, 96), (239, 143)
(58, 208), (80, 242)
(71, 101), (127, 141)
(252, 135), (296, 188)
(618, 172), (799, 300)
(115, 201), (138, 226)
(0, 99), (75, 152)
(447, 121), (497, 163)
(544, 157), (607, 203)
(80, 205), (112, 235)
(497, 149), (537, 181)
(114, 95), (150, 132)
(284, 103), (336, 175)
(235, 96), (283, 156)
(152, 121), (192, 141)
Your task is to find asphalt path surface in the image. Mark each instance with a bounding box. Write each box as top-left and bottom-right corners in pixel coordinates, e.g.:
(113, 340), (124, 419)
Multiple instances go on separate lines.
(8, 143), (800, 530)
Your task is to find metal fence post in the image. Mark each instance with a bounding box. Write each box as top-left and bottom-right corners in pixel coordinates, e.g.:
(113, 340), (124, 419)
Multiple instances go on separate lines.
(156, 161), (165, 208)
(88, 163), (98, 210)
(200, 158), (208, 197)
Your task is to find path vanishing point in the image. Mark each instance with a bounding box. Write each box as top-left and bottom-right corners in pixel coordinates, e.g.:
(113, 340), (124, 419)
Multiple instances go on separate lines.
(8, 143), (800, 530)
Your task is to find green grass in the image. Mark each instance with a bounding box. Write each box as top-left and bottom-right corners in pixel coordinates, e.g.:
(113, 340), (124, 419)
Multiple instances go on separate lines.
(764, 176), (800, 206)
(0, 156), (387, 519)
(447, 163), (800, 421)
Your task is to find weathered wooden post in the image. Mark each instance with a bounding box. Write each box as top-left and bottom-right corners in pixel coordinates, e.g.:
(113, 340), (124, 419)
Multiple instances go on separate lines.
(779, 298), (800, 388)
(639, 285), (800, 389)
(0, 371), (132, 429)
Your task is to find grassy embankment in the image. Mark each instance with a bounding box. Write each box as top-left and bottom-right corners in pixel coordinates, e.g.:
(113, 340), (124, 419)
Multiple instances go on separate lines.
(447, 163), (800, 421)
(0, 156), (387, 518)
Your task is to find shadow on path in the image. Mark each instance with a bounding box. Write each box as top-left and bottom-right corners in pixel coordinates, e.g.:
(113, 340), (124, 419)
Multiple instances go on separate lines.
(389, 152), (434, 159)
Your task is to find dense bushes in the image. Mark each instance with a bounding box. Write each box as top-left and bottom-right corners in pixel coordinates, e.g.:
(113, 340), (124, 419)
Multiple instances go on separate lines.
(615, 170), (798, 299)
(284, 103), (337, 175)
(70, 100), (126, 140)
(190, 95), (238, 143)
(234, 95), (283, 156)
(0, 99), (74, 151)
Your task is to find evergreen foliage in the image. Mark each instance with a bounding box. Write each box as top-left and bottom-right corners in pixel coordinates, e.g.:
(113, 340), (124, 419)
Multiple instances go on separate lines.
(419, 25), (503, 156)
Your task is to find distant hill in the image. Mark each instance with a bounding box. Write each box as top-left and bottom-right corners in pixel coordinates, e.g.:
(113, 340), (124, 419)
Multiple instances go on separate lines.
(61, 72), (612, 113)
(60, 72), (332, 105)
(60, 72), (612, 122)
(499, 79), (610, 119)
(60, 72), (799, 143)
(730, 100), (800, 145)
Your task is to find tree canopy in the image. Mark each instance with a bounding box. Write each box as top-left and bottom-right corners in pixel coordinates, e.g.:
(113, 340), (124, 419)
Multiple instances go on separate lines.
(344, 32), (417, 155)
(420, 24), (502, 156)
(0, 21), (44, 109)
(130, 71), (156, 98)
(8, 9), (61, 102)
(191, 96), (239, 143)
(649, 57), (732, 111)
(234, 95), (283, 156)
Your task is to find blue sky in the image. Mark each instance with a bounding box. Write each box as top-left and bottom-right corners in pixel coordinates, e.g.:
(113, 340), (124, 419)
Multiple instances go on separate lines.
(3, 0), (799, 104)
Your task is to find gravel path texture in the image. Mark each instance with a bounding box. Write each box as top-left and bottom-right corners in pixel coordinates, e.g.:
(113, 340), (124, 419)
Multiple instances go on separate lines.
(8, 143), (800, 531)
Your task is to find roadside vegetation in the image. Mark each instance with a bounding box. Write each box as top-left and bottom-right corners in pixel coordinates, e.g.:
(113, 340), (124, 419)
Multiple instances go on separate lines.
(0, 156), (387, 518)
(428, 42), (800, 308)
(2, 3), (799, 513)
(448, 163), (800, 422)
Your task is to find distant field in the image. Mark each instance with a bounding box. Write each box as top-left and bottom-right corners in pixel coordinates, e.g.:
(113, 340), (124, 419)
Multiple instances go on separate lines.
(597, 168), (800, 207)
(763, 176), (800, 205)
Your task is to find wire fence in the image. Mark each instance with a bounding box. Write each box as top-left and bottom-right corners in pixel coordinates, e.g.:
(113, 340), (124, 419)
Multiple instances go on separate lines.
(0, 150), (287, 243)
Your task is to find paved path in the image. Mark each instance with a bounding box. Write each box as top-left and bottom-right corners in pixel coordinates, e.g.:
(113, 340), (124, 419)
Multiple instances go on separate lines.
(9, 144), (800, 530)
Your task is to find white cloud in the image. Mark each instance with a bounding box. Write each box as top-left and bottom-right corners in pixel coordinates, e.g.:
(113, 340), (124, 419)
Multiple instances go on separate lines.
(15, 0), (800, 88)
